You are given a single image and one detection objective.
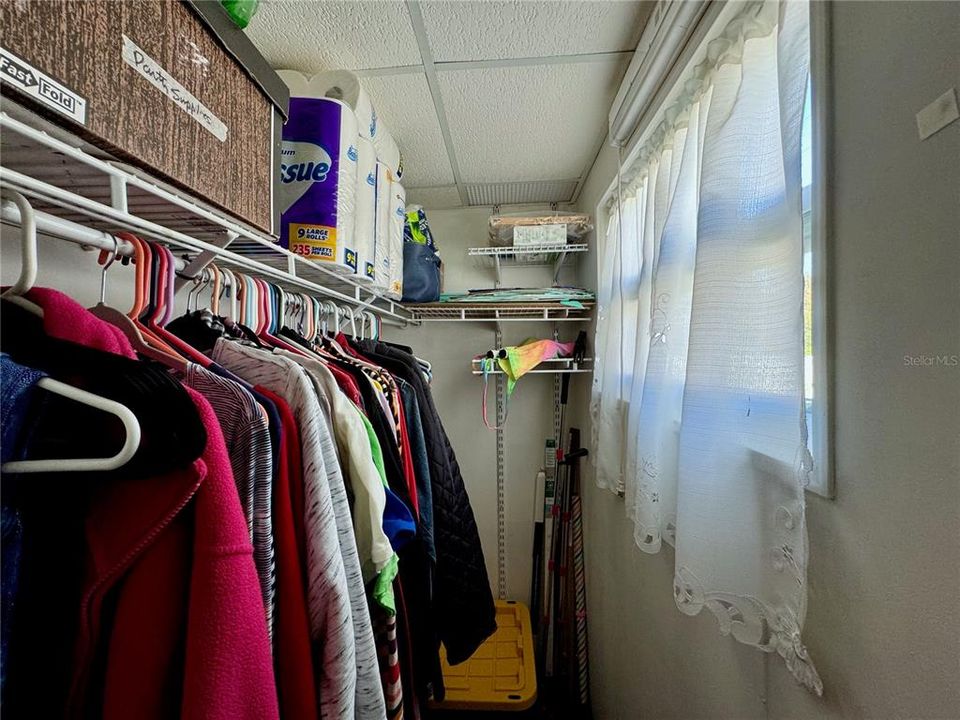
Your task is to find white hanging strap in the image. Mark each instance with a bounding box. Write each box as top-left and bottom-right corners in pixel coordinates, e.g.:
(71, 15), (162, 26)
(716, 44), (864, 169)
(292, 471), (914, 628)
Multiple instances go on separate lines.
(1, 378), (142, 473)
(480, 356), (509, 430)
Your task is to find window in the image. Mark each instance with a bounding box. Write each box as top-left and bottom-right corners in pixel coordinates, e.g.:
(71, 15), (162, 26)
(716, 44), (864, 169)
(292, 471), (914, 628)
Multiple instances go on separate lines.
(589, 1), (823, 691)
(802, 1), (833, 498)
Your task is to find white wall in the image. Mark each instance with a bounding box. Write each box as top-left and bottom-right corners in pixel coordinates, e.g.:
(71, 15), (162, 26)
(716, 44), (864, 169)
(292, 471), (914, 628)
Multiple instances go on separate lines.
(572, 2), (960, 719)
(1, 228), (146, 309)
(384, 204), (586, 605)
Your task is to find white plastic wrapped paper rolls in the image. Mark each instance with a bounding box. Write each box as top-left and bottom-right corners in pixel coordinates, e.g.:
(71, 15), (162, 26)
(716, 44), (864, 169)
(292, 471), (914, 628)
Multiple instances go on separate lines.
(372, 161), (393, 294)
(276, 69), (309, 98)
(373, 128), (403, 181)
(279, 96), (359, 274)
(354, 137), (377, 284)
(310, 69), (403, 180)
(387, 181), (406, 300)
(310, 70), (378, 141)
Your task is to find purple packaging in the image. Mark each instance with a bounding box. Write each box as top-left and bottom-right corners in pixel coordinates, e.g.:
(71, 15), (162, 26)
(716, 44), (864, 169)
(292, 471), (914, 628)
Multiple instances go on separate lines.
(278, 96), (359, 272)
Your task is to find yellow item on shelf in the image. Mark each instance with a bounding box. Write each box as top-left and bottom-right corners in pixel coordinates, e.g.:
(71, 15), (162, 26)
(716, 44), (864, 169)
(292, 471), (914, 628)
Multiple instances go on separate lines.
(430, 600), (538, 712)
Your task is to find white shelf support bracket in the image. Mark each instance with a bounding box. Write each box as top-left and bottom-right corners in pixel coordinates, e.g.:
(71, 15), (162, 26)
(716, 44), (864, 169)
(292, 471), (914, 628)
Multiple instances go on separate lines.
(109, 176), (127, 213)
(175, 229), (239, 290)
(552, 249), (569, 284)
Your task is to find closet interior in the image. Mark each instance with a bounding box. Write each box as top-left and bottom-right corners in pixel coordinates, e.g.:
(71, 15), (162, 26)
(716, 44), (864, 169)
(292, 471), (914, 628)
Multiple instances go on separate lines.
(0, 1), (600, 717)
(2, 1), (959, 719)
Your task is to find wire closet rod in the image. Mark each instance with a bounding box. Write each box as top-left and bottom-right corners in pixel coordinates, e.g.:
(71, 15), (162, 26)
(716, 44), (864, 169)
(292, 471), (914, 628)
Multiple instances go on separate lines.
(0, 198), (409, 328)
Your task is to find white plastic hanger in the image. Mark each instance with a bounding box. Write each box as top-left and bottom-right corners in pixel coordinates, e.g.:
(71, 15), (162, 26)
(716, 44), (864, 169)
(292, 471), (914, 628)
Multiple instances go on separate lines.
(366, 311), (380, 340)
(220, 267), (239, 321)
(0, 378), (142, 473)
(1, 189), (44, 317)
(322, 300), (340, 335)
(0, 201), (143, 473)
(343, 305), (358, 337)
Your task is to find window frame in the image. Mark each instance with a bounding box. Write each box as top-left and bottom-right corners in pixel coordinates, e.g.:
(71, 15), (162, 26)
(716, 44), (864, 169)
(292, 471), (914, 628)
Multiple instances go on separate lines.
(806, 0), (834, 499)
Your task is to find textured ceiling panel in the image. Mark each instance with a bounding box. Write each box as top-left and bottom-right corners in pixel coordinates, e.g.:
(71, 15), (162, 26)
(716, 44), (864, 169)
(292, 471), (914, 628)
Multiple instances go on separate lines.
(405, 186), (463, 209)
(245, 1), (421, 73)
(361, 74), (455, 188)
(465, 180), (578, 206)
(421, 0), (651, 62)
(439, 61), (625, 184)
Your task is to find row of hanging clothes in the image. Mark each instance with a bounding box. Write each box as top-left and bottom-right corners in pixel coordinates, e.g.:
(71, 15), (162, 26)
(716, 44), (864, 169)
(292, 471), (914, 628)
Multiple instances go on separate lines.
(0, 214), (496, 720)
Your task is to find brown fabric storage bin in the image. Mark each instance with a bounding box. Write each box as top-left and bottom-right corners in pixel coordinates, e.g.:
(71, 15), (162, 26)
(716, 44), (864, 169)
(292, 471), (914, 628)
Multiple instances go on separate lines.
(0, 0), (288, 235)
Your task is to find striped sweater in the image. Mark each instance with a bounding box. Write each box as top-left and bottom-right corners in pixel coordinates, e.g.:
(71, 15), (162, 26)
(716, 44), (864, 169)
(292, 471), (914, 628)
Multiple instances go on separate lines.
(213, 340), (386, 720)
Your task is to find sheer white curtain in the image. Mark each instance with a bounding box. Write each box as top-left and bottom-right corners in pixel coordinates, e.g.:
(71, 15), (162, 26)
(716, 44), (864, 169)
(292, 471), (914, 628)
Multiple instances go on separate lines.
(590, 0), (822, 693)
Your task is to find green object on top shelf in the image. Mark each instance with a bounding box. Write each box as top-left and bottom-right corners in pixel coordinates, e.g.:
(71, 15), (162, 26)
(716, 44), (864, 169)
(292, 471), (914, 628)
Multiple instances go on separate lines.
(220, 0), (259, 29)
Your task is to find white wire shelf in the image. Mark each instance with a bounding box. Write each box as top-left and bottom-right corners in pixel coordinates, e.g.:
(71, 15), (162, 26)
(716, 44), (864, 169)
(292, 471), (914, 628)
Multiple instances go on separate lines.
(0, 101), (416, 326)
(467, 243), (588, 284)
(470, 356), (593, 375)
(407, 300), (594, 323)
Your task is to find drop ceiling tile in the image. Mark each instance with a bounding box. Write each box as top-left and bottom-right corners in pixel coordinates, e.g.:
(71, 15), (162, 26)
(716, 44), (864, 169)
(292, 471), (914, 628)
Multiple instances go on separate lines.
(361, 74), (456, 188)
(439, 61), (624, 184)
(421, 0), (651, 62)
(405, 186), (463, 209)
(245, 1), (421, 73)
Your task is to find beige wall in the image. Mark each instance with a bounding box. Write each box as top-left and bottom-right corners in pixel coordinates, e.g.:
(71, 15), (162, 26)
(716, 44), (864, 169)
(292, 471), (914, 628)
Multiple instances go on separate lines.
(572, 2), (960, 718)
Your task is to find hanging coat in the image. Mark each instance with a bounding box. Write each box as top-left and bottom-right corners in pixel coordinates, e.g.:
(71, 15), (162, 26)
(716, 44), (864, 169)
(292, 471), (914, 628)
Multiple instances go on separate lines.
(356, 340), (497, 666)
(12, 289), (280, 720)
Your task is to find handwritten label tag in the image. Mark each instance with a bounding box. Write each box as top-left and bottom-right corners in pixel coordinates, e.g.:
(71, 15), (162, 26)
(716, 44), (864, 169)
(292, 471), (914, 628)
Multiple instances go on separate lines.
(121, 34), (227, 142)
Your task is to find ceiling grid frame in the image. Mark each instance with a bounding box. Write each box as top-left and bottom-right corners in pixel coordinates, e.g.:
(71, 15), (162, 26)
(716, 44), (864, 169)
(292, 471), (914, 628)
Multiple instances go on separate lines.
(354, 50), (633, 78)
(404, 0), (470, 206)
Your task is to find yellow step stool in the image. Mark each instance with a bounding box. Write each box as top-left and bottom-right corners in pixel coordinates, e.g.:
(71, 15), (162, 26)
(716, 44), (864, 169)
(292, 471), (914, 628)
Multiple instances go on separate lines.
(430, 600), (538, 712)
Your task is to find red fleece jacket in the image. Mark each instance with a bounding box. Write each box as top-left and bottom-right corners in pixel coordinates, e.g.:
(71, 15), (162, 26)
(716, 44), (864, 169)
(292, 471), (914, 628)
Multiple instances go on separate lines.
(26, 288), (280, 720)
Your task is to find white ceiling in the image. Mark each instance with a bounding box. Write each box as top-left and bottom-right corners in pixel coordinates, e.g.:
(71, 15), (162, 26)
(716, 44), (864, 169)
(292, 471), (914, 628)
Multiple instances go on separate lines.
(246, 0), (654, 208)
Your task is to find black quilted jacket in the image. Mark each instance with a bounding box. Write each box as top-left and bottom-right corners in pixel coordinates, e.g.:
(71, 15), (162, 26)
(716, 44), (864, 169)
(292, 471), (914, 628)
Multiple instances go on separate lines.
(357, 340), (497, 666)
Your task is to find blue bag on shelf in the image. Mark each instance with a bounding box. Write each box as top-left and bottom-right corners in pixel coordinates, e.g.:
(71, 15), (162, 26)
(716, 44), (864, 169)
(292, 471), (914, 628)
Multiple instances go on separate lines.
(402, 242), (441, 303)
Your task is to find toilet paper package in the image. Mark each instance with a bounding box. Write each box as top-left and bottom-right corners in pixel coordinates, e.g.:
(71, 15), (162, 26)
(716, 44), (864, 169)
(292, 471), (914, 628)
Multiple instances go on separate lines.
(310, 70), (378, 141)
(372, 161), (394, 294)
(387, 181), (406, 300)
(354, 137), (377, 284)
(279, 97), (359, 273)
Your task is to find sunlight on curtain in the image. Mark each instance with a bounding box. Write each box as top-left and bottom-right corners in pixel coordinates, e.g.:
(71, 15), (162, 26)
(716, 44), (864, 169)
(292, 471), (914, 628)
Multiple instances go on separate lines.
(590, 0), (821, 694)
